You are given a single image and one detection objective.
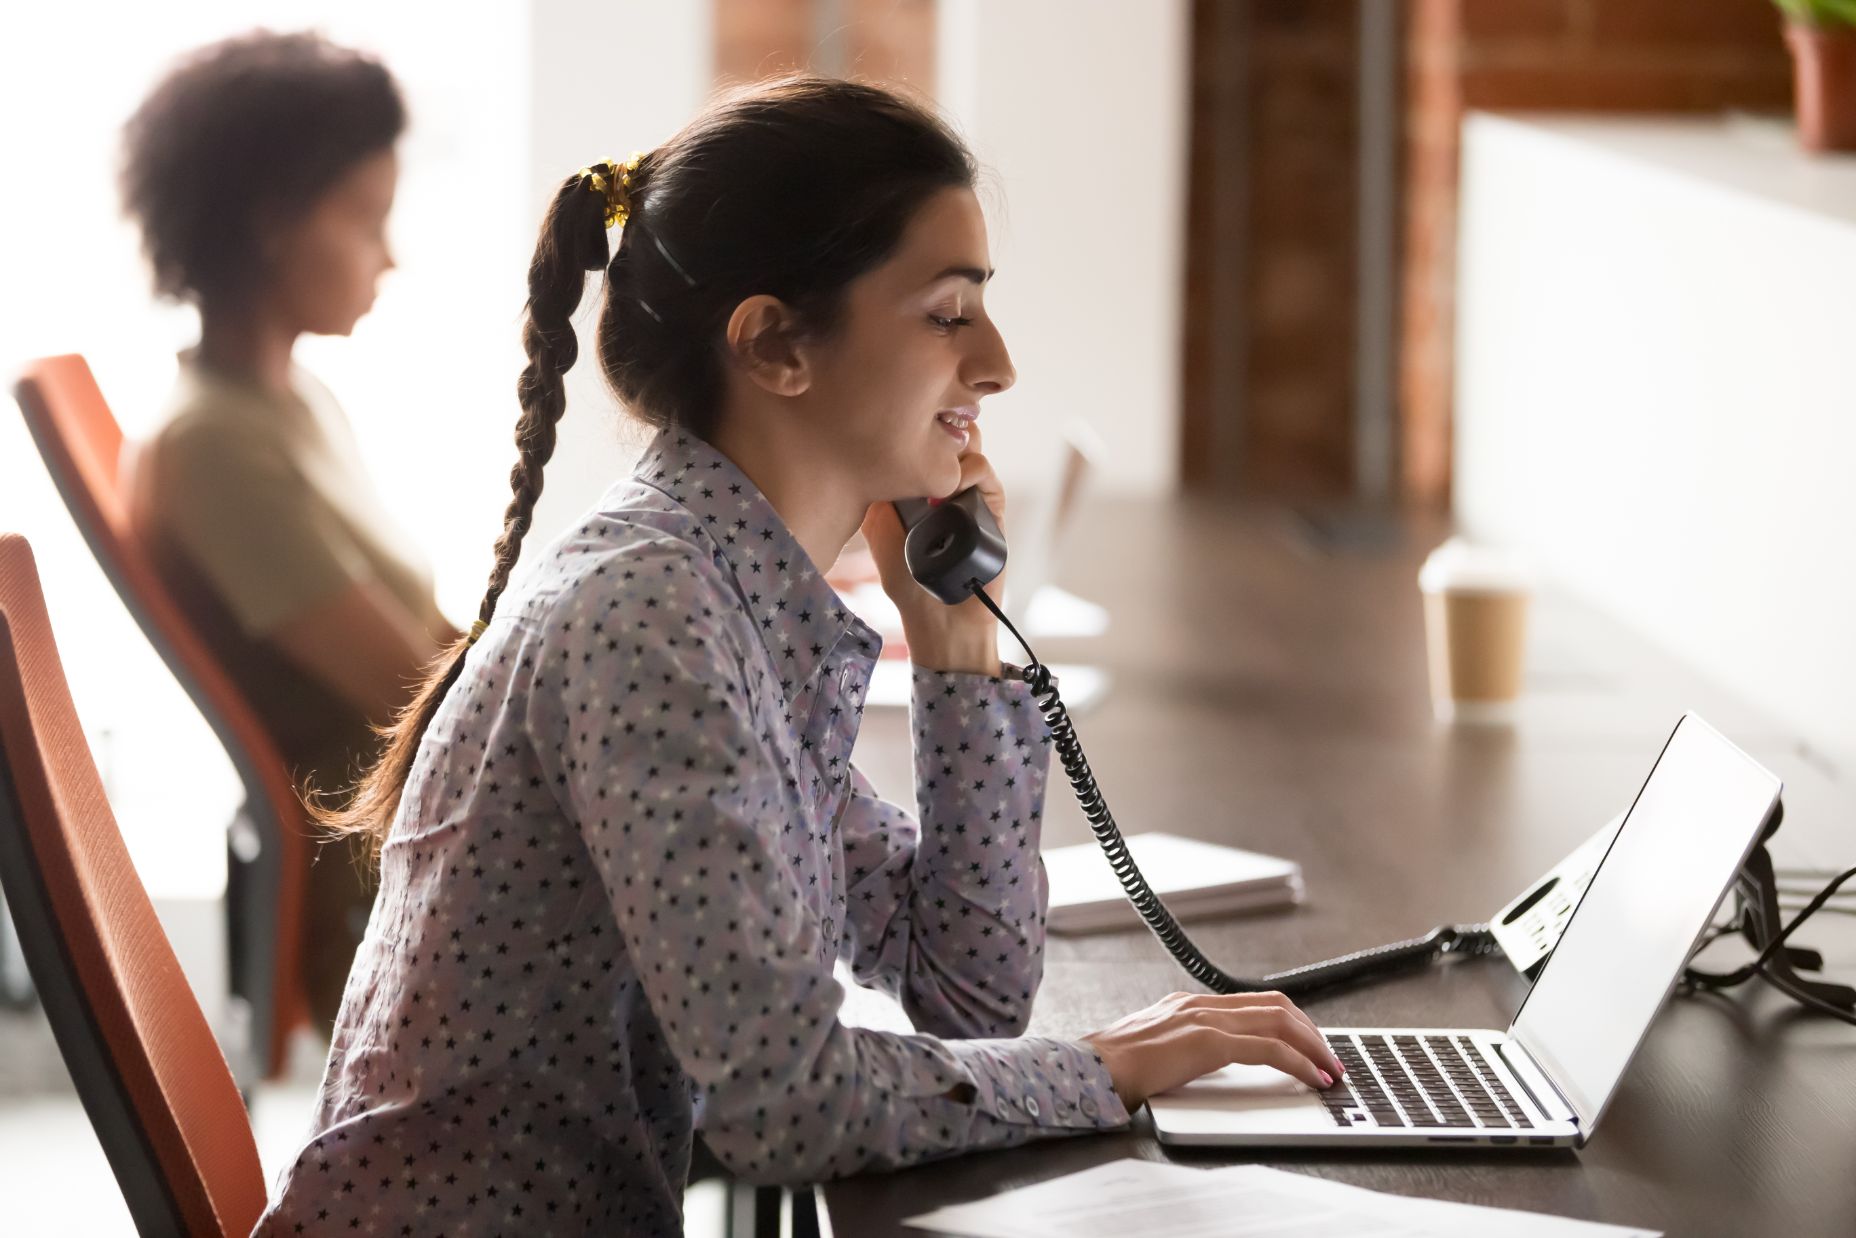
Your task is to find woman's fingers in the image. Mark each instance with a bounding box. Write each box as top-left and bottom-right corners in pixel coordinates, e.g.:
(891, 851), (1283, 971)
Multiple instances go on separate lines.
(1220, 1032), (1333, 1091)
(959, 418), (984, 461)
(1201, 989), (1322, 1039)
(948, 423), (1007, 533)
(861, 499), (905, 559)
(1167, 990), (1322, 1046)
(1086, 989), (1349, 1108)
(1170, 991), (1344, 1080)
(1216, 1004), (1343, 1083)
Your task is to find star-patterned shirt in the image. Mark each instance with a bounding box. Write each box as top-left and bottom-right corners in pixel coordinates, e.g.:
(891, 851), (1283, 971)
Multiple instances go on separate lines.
(254, 430), (1130, 1236)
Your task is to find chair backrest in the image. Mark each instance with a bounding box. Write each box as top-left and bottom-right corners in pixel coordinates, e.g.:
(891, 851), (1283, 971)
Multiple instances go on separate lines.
(12, 355), (308, 1077)
(0, 533), (267, 1237)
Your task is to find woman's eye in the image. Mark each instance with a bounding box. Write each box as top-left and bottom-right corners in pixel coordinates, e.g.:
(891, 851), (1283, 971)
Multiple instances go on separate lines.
(929, 314), (974, 332)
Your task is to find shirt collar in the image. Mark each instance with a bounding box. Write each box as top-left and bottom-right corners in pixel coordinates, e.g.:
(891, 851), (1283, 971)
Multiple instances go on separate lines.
(631, 429), (882, 704)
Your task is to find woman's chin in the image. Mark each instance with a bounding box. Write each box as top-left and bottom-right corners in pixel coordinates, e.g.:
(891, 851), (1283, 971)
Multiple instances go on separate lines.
(885, 441), (965, 501)
(928, 451), (968, 495)
(927, 466), (966, 499)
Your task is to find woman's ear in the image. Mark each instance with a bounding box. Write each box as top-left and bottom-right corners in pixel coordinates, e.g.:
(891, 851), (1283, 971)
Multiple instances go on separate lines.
(725, 295), (811, 397)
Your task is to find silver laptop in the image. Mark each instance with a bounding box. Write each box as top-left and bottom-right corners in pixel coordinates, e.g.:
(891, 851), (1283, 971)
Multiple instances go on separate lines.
(1149, 713), (1781, 1149)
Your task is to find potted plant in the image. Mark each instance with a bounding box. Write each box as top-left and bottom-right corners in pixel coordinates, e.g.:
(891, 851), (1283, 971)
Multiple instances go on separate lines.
(1777, 0), (1856, 151)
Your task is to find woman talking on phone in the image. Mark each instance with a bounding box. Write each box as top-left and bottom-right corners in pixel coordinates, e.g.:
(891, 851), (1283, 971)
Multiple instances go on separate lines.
(257, 75), (1343, 1235)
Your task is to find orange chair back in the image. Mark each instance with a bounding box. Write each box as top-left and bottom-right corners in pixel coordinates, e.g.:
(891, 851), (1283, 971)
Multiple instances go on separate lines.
(12, 354), (309, 1076)
(0, 532), (268, 1236)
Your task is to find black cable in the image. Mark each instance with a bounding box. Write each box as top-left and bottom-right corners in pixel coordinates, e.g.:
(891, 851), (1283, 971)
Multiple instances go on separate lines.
(969, 582), (1497, 998)
(1774, 877), (1856, 893)
(1685, 864), (1856, 989)
(1761, 970), (1856, 1024)
(1684, 864), (1856, 1027)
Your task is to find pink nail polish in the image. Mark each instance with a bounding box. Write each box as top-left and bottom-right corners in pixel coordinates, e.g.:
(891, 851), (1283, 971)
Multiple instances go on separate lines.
(1318, 1070), (1333, 1087)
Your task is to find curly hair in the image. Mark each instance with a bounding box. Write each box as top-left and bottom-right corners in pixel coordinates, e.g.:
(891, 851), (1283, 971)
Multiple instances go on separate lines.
(120, 30), (405, 307)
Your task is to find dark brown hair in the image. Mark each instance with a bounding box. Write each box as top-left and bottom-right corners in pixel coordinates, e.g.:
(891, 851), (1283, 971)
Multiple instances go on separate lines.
(120, 30), (405, 307)
(322, 74), (977, 849)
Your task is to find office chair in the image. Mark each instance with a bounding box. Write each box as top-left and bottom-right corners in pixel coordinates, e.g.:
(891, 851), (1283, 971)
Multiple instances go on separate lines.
(10, 360), (802, 1236)
(12, 355), (310, 1081)
(0, 532), (268, 1236)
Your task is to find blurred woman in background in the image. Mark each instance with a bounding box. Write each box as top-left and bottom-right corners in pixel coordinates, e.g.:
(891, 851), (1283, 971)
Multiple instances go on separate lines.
(119, 30), (457, 1028)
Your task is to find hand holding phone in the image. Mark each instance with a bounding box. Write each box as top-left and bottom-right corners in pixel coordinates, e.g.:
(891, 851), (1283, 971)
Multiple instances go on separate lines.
(858, 424), (1009, 674)
(892, 487), (1008, 605)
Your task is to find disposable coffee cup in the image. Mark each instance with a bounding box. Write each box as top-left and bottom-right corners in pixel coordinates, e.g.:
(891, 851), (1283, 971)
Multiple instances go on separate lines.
(1419, 538), (1530, 724)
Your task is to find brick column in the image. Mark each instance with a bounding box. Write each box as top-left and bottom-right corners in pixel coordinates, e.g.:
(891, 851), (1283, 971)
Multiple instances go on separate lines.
(1182, 0), (1362, 499)
(715, 0), (935, 93)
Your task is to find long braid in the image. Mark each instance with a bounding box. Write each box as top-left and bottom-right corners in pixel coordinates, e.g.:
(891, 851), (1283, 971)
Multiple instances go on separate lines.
(313, 170), (611, 851)
(480, 260), (579, 622)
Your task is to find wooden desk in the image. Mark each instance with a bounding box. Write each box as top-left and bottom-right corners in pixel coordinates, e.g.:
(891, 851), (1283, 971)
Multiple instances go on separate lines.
(832, 498), (1856, 1238)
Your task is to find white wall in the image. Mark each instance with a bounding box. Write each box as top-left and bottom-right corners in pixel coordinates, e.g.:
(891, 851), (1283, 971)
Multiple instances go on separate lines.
(1454, 113), (1856, 773)
(522, 0), (715, 547)
(938, 0), (1189, 498)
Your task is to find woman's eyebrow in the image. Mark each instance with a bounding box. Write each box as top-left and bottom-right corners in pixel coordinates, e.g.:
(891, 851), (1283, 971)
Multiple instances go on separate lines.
(923, 265), (994, 288)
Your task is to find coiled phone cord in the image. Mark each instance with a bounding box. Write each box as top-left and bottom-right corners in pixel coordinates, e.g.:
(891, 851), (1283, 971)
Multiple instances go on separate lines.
(968, 584), (1500, 998)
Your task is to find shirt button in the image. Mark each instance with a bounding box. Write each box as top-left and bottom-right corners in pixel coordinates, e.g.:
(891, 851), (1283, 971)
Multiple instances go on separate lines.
(1024, 1095), (1040, 1119)
(1081, 1095), (1099, 1118)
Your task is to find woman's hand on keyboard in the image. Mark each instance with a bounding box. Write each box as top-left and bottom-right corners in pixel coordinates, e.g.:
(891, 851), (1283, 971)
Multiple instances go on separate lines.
(1081, 990), (1347, 1110)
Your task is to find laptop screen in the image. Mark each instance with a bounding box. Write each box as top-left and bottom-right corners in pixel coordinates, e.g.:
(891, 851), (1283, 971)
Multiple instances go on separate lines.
(1508, 714), (1780, 1128)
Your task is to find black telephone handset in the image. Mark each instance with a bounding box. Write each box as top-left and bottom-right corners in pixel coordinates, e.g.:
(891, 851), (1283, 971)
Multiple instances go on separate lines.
(893, 489), (1008, 605)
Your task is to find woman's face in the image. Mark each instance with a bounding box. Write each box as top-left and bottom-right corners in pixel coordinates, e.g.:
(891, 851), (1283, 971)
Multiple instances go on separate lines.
(265, 146), (398, 336)
(798, 185), (1016, 502)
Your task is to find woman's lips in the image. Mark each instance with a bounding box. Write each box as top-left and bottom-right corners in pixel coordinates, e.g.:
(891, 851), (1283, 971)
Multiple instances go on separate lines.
(934, 405), (977, 446)
(935, 406), (979, 445)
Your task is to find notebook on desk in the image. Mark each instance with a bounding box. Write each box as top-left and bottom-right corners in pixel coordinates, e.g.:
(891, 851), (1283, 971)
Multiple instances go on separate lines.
(1044, 832), (1303, 934)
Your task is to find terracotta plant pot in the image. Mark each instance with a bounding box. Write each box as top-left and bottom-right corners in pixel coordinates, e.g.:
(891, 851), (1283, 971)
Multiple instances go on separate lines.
(1785, 22), (1856, 152)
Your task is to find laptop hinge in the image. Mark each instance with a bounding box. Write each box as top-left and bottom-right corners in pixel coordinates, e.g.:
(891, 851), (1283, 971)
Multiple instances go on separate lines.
(1497, 1040), (1579, 1127)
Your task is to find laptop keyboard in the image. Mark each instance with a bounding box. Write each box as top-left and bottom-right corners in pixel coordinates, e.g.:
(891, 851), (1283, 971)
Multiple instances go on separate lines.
(1320, 1033), (1535, 1130)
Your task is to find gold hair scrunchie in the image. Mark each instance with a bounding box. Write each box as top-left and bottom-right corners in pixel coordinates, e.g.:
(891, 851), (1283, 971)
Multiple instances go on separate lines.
(466, 618), (488, 647)
(579, 151), (647, 229)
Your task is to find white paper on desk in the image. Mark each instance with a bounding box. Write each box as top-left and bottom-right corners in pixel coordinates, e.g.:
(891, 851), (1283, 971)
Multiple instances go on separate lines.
(864, 657), (1108, 712)
(901, 1158), (1660, 1238)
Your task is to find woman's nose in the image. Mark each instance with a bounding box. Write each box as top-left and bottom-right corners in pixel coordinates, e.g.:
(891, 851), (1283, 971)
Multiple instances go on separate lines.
(969, 320), (1015, 396)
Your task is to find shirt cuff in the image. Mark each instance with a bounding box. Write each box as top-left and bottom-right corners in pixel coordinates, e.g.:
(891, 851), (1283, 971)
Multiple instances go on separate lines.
(944, 1036), (1132, 1132)
(908, 666), (1053, 799)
